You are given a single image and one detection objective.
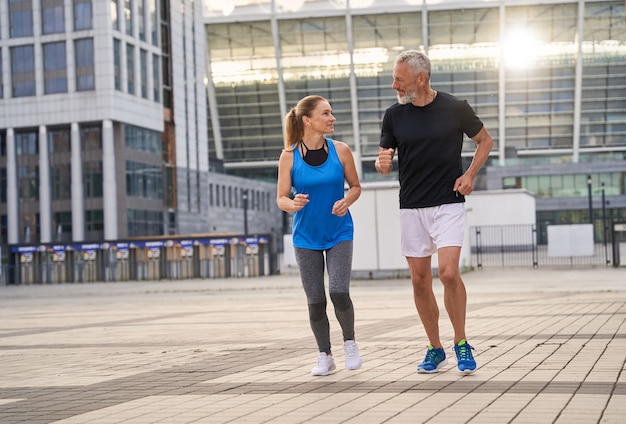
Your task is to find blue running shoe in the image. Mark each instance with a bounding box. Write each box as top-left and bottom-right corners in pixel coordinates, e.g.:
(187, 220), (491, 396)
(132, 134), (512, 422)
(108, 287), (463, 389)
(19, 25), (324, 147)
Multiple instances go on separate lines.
(454, 339), (476, 374)
(417, 345), (447, 373)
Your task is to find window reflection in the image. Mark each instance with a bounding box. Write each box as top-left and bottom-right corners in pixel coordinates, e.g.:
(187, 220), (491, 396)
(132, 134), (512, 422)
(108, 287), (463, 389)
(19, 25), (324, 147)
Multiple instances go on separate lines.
(203, 2), (626, 174)
(11, 45), (36, 97)
(43, 42), (68, 94)
(42, 0), (65, 34)
(75, 38), (95, 91)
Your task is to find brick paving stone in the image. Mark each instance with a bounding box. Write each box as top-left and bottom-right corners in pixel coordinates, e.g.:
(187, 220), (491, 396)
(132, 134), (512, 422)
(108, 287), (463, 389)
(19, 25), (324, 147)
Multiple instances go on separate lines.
(0, 268), (624, 423)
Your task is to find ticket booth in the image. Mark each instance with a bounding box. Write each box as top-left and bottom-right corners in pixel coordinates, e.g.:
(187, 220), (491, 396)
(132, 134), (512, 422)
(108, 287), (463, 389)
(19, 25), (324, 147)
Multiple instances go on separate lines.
(209, 238), (229, 278)
(244, 238), (259, 277)
(7, 233), (274, 284)
(79, 244), (102, 282)
(48, 245), (67, 283)
(118, 242), (131, 281)
(129, 241), (164, 281)
(258, 236), (271, 276)
(14, 246), (36, 284)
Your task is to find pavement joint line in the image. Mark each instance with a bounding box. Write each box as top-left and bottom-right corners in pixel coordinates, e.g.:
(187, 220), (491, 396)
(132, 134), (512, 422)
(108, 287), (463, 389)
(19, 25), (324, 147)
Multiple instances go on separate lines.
(0, 268), (624, 423)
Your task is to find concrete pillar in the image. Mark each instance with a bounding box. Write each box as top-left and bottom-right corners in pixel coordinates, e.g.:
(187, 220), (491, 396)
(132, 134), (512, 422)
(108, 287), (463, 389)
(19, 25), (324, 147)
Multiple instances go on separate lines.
(71, 123), (85, 241)
(39, 126), (52, 243)
(6, 129), (18, 244)
(102, 120), (118, 240)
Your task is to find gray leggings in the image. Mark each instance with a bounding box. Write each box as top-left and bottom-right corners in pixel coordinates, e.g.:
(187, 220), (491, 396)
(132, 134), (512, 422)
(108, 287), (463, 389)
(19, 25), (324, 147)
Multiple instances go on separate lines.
(294, 240), (355, 354)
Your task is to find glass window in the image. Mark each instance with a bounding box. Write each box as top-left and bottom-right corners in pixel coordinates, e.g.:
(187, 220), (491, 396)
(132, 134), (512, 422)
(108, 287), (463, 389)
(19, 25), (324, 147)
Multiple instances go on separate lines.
(209, 20), (287, 162)
(42, 0), (65, 34)
(580, 2), (626, 148)
(150, 0), (158, 45)
(85, 209), (104, 232)
(83, 162), (103, 197)
(75, 38), (95, 91)
(152, 54), (160, 102)
(43, 41), (68, 94)
(503, 4), (579, 151)
(17, 164), (39, 198)
(74, 0), (93, 30)
(162, 55), (171, 107)
(81, 125), (102, 151)
(127, 209), (164, 237)
(51, 163), (71, 200)
(16, 131), (38, 155)
(113, 39), (122, 90)
(0, 169), (7, 203)
(140, 49), (148, 98)
(0, 132), (5, 156)
(124, 125), (160, 153)
(125, 0), (133, 36)
(53, 212), (72, 240)
(0, 49), (3, 99)
(584, 2), (626, 52)
(111, 0), (119, 30)
(9, 0), (33, 38)
(138, 0), (146, 41)
(127, 44), (135, 94)
(126, 161), (163, 199)
(15, 128), (39, 243)
(48, 127), (71, 153)
(11, 45), (36, 97)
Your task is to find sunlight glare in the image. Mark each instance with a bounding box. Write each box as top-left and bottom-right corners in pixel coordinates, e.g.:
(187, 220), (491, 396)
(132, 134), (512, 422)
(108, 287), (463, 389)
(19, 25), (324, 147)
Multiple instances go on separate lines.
(503, 29), (539, 69)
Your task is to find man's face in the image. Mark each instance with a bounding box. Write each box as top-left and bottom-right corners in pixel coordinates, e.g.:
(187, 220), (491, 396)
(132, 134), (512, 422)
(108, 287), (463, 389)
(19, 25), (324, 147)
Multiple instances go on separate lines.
(391, 61), (419, 105)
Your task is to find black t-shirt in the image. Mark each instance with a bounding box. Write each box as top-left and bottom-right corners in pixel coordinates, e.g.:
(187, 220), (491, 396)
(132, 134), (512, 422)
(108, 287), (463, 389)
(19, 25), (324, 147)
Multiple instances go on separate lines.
(380, 91), (484, 209)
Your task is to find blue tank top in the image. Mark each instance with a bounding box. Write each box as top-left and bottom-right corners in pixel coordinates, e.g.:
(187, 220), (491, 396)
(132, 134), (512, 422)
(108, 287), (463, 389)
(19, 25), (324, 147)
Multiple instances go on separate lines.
(291, 138), (354, 250)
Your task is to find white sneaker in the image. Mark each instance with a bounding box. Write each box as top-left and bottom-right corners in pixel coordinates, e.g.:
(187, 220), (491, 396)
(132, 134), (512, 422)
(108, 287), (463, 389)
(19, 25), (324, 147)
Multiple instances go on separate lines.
(311, 352), (336, 376)
(343, 340), (362, 370)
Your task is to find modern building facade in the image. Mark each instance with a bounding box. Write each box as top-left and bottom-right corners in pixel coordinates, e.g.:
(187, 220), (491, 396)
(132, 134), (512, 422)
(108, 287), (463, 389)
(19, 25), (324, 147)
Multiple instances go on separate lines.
(0, 0), (213, 246)
(0, 0), (623, 276)
(203, 0), (626, 239)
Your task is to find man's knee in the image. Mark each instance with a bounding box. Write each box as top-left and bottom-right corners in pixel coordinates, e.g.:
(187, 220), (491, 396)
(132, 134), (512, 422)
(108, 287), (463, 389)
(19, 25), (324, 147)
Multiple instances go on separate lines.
(437, 265), (461, 286)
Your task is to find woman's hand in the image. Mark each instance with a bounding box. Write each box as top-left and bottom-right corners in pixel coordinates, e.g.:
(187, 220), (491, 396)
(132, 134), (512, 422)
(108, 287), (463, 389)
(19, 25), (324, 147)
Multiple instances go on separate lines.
(331, 198), (349, 216)
(292, 193), (309, 212)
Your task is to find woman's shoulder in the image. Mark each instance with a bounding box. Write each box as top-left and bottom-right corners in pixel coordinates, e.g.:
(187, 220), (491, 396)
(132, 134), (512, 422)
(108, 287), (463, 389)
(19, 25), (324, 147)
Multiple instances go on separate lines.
(330, 139), (355, 164)
(330, 139), (349, 151)
(278, 147), (295, 164)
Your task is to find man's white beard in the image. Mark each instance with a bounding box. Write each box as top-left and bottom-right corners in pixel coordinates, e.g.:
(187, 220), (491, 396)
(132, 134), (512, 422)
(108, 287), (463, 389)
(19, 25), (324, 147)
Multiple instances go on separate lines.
(397, 91), (415, 105)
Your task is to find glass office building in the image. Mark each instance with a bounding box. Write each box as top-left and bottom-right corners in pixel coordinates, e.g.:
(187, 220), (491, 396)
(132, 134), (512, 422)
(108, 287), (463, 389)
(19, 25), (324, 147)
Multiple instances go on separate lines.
(0, 0), (210, 244)
(203, 0), (626, 236)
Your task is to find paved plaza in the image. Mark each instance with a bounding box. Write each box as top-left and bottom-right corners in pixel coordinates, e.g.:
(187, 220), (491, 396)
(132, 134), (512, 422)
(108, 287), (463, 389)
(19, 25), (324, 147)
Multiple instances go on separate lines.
(0, 267), (624, 423)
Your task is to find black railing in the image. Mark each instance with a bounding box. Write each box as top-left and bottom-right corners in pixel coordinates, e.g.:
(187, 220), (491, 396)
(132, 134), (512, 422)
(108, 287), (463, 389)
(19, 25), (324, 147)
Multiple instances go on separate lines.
(470, 224), (621, 269)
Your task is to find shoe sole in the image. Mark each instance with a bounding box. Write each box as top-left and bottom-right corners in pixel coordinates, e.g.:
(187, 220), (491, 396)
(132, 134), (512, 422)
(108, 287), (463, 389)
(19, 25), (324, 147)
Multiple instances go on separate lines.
(458, 367), (476, 375)
(417, 358), (448, 373)
(346, 362), (362, 370)
(311, 364), (337, 376)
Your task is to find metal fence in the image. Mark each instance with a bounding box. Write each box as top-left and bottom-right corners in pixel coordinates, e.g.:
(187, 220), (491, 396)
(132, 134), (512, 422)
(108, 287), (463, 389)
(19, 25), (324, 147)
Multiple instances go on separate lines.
(469, 224), (625, 269)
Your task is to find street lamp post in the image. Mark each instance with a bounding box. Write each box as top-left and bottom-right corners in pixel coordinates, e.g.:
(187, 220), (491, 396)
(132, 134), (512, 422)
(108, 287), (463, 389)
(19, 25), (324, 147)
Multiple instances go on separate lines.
(242, 189), (249, 236)
(601, 182), (609, 265)
(587, 174), (593, 224)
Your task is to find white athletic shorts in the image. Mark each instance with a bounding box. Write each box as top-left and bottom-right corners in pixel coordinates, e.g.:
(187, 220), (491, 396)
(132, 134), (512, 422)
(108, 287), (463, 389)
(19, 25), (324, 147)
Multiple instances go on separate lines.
(400, 203), (465, 258)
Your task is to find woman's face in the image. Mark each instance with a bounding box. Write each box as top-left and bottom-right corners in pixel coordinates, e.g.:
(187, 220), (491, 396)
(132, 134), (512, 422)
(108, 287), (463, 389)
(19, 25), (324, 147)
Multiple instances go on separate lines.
(306, 101), (336, 135)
